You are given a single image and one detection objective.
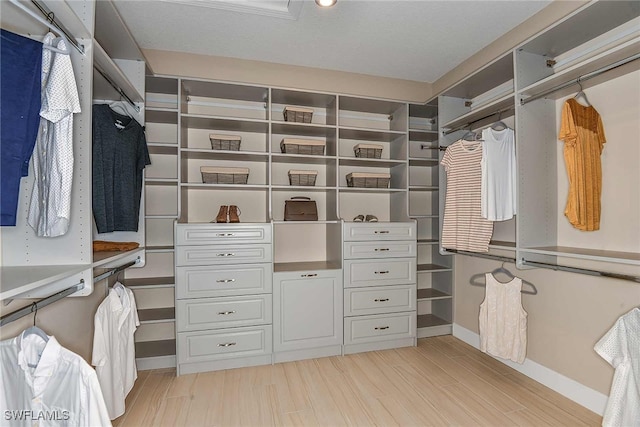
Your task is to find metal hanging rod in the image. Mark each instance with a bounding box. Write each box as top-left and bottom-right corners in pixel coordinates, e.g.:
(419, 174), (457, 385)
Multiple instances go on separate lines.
(521, 53), (640, 105)
(94, 67), (141, 113)
(447, 249), (640, 283)
(0, 281), (85, 327)
(443, 107), (515, 136)
(19, 0), (86, 55)
(419, 144), (448, 152)
(93, 257), (141, 283)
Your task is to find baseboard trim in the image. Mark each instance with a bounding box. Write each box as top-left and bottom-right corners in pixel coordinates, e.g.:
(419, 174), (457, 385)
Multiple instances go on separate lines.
(452, 323), (607, 416)
(136, 355), (176, 371)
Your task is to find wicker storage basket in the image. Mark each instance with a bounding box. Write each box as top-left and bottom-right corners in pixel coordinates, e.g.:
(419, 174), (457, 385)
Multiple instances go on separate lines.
(210, 134), (241, 151)
(283, 106), (314, 123)
(346, 172), (391, 188)
(354, 143), (383, 159)
(200, 166), (249, 184)
(288, 170), (318, 186)
(280, 138), (325, 155)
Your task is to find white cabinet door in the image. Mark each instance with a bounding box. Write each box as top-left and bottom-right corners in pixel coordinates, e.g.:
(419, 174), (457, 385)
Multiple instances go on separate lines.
(273, 270), (342, 352)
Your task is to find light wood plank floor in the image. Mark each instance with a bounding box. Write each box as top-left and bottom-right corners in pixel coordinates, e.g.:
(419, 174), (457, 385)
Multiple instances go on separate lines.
(114, 336), (602, 426)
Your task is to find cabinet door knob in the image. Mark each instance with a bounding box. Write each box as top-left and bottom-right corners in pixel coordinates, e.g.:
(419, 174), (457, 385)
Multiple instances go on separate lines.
(375, 271), (389, 275)
(374, 326), (389, 330)
(374, 298), (390, 302)
(216, 279), (236, 283)
(301, 273), (318, 278)
(218, 311), (236, 315)
(216, 233), (235, 237)
(217, 342), (237, 347)
(374, 230), (390, 234)
(216, 253), (235, 257)
(374, 248), (390, 252)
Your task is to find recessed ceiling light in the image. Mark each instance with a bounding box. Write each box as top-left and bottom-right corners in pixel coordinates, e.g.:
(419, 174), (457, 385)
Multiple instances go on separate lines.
(315, 0), (337, 7)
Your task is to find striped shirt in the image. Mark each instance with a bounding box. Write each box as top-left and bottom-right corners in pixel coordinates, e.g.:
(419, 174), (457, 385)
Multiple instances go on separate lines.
(441, 140), (493, 252)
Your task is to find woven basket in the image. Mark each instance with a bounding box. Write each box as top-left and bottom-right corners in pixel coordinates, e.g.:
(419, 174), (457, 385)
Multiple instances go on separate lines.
(210, 134), (241, 151)
(288, 170), (318, 186)
(346, 172), (391, 188)
(283, 106), (314, 123)
(280, 138), (325, 155)
(201, 166), (249, 184)
(354, 143), (383, 159)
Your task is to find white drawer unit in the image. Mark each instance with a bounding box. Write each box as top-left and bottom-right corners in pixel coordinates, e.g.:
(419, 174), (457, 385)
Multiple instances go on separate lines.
(177, 325), (272, 365)
(177, 295), (272, 332)
(344, 312), (416, 345)
(343, 222), (416, 242)
(176, 263), (272, 299)
(176, 223), (272, 246)
(176, 244), (272, 266)
(344, 285), (416, 317)
(344, 241), (417, 259)
(344, 258), (416, 288)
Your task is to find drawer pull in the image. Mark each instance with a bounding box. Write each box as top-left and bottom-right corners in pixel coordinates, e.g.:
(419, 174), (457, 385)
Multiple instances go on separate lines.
(216, 253), (236, 257)
(374, 248), (390, 252)
(217, 342), (237, 347)
(216, 279), (236, 283)
(216, 233), (235, 237)
(374, 326), (390, 330)
(301, 273), (318, 278)
(374, 230), (390, 234)
(375, 271), (389, 275)
(218, 311), (236, 315)
(374, 298), (390, 302)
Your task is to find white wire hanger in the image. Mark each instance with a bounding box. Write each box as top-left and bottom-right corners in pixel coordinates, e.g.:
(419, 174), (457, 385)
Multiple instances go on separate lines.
(573, 77), (592, 107)
(8, 0), (70, 55)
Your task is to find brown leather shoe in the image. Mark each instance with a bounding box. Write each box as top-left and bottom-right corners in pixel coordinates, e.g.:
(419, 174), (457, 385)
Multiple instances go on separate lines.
(228, 205), (241, 223)
(215, 205), (228, 223)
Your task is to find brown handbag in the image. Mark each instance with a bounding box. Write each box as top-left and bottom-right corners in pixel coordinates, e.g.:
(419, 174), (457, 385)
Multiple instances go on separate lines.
(284, 196), (318, 221)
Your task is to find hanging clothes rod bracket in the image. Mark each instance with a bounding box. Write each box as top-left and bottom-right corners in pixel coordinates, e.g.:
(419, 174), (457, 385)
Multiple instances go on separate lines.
(94, 67), (141, 113)
(93, 257), (141, 284)
(0, 280), (86, 327)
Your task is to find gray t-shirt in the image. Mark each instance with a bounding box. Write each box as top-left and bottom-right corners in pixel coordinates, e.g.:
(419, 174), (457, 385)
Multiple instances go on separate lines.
(93, 104), (150, 233)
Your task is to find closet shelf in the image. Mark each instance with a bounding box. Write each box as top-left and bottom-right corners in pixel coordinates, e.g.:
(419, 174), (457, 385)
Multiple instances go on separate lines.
(272, 220), (341, 225)
(146, 109), (179, 124)
(521, 246), (640, 266)
(441, 92), (514, 131)
(135, 339), (176, 358)
(417, 239), (439, 245)
(409, 158), (439, 167)
(138, 307), (175, 323)
(409, 214), (439, 219)
(489, 240), (516, 250)
(145, 178), (179, 186)
(271, 153), (336, 165)
(417, 264), (452, 273)
(146, 246), (175, 253)
(417, 289), (452, 301)
(271, 122), (337, 137)
(93, 41), (144, 103)
(145, 214), (179, 219)
(181, 148), (268, 162)
(417, 314), (451, 328)
(181, 183), (269, 190)
(338, 157), (405, 168)
(519, 37), (640, 100)
(273, 261), (341, 273)
(409, 128), (438, 134)
(339, 187), (407, 194)
(1, 264), (91, 301)
(93, 247), (144, 269)
(339, 127), (406, 142)
(148, 144), (179, 155)
(181, 114), (269, 133)
(271, 185), (336, 192)
(95, 0), (145, 61)
(409, 186), (439, 191)
(409, 130), (439, 143)
(125, 276), (175, 288)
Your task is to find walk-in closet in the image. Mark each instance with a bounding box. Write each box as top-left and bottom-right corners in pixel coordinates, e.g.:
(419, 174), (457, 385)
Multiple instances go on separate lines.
(1, 0), (638, 425)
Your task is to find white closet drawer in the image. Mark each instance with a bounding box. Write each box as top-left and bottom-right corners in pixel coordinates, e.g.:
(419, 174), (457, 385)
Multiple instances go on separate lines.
(343, 222), (416, 242)
(344, 312), (416, 345)
(344, 285), (416, 316)
(176, 295), (272, 332)
(176, 224), (271, 246)
(344, 258), (416, 288)
(176, 263), (272, 299)
(177, 325), (272, 364)
(343, 241), (416, 259)
(176, 244), (271, 266)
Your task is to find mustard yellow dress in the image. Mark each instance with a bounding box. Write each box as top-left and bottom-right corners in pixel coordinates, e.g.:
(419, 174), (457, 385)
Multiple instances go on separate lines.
(558, 98), (606, 231)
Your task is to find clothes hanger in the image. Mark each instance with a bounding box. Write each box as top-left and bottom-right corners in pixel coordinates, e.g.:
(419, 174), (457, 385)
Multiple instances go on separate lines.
(490, 110), (509, 131)
(573, 77), (591, 106)
(22, 302), (49, 343)
(7, 0), (70, 55)
(108, 100), (134, 118)
(469, 262), (538, 295)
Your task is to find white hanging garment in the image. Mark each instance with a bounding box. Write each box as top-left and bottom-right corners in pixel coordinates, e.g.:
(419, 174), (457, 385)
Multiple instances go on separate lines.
(0, 330), (111, 426)
(479, 273), (528, 363)
(480, 127), (517, 221)
(594, 307), (640, 427)
(92, 282), (140, 420)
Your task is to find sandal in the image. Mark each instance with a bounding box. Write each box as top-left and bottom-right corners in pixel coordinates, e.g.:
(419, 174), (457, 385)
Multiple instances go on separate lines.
(365, 214), (378, 222)
(353, 214), (364, 222)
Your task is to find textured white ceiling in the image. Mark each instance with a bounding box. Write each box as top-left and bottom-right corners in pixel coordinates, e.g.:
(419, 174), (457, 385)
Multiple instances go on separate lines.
(114, 0), (551, 82)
